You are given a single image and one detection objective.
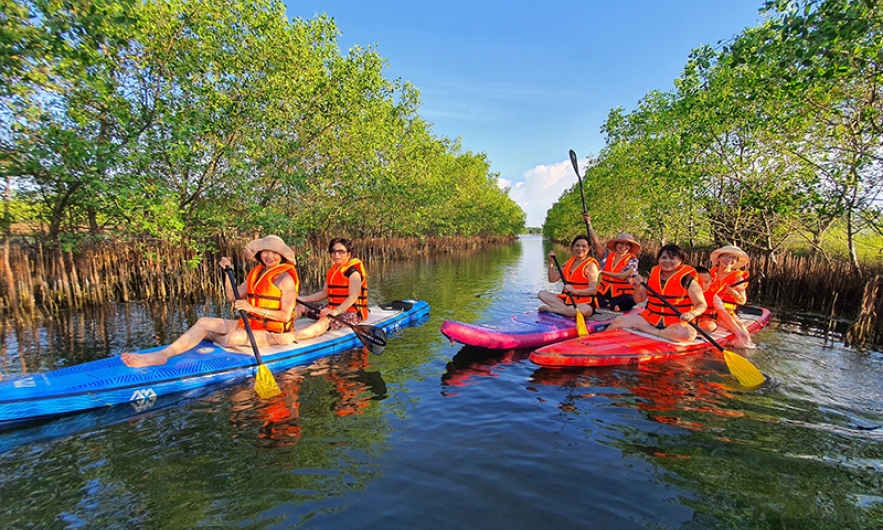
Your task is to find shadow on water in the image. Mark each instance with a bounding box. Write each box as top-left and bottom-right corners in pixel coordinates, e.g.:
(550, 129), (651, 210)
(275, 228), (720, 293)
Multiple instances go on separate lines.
(1, 235), (882, 529)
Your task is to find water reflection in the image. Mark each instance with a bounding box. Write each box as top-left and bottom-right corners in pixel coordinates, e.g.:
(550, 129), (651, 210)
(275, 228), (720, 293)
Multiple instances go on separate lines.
(1, 236), (882, 529)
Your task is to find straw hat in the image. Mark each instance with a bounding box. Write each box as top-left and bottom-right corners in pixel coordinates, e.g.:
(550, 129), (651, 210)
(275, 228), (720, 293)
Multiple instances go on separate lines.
(710, 245), (749, 269)
(605, 233), (641, 254)
(244, 235), (296, 263)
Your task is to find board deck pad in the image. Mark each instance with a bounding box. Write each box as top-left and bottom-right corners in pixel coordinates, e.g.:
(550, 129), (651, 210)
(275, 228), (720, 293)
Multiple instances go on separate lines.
(529, 306), (771, 368)
(440, 306), (639, 350)
(0, 300), (429, 427)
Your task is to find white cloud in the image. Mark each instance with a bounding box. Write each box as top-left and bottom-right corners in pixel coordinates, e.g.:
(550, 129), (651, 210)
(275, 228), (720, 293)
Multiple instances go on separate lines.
(505, 159), (577, 227)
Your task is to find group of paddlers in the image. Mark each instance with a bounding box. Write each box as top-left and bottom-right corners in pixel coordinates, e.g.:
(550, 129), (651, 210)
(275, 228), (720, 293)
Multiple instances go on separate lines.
(538, 214), (754, 348)
(122, 235), (370, 368)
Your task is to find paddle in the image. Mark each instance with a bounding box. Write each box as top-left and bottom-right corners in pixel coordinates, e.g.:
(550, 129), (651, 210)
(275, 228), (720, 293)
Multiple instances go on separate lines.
(569, 149), (594, 257)
(223, 267), (281, 399)
(639, 278), (766, 388)
(551, 255), (590, 336)
(296, 298), (387, 355)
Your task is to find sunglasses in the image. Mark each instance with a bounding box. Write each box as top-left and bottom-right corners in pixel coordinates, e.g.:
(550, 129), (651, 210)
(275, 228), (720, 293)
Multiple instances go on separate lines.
(330, 248), (348, 255)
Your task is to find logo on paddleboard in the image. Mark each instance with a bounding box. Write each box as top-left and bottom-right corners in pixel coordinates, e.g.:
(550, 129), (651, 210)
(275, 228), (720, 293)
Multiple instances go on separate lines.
(13, 377), (36, 388)
(130, 388), (157, 412)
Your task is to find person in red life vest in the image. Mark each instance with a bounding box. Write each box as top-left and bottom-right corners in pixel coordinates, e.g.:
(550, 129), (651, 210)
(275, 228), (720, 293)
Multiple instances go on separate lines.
(607, 244), (706, 342)
(594, 232), (641, 312)
(537, 235), (599, 318)
(694, 266), (753, 348)
(270, 237), (368, 344)
(709, 245), (749, 312)
(121, 235), (300, 367)
(708, 245), (754, 347)
(580, 213), (641, 311)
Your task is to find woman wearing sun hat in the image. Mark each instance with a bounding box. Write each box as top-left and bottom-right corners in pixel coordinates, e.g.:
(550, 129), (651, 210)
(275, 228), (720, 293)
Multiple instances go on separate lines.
(709, 245), (750, 313)
(594, 232), (641, 312)
(270, 237), (369, 344)
(121, 235), (300, 368)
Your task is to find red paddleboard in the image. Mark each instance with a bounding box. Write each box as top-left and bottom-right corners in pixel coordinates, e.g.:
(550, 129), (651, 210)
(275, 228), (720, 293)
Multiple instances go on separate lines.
(441, 307), (638, 350)
(529, 306), (771, 368)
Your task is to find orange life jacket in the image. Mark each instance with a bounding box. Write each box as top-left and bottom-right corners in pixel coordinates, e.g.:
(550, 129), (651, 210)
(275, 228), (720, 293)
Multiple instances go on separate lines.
(244, 263), (299, 332)
(711, 268), (747, 313)
(696, 282), (726, 324)
(641, 264), (698, 327)
(327, 258), (368, 320)
(597, 252), (637, 297)
(556, 256), (599, 305)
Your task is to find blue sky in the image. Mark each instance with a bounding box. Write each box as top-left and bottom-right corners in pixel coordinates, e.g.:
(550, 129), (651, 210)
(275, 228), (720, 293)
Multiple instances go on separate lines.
(284, 1), (766, 226)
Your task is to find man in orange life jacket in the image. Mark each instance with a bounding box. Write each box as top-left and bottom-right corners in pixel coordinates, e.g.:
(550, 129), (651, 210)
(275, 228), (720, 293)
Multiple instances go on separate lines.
(607, 244), (707, 343)
(121, 235), (300, 367)
(270, 237), (368, 344)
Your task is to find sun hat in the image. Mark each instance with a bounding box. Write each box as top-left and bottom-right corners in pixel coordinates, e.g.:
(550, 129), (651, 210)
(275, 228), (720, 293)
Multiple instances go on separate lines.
(605, 233), (641, 254)
(244, 235), (296, 264)
(710, 245), (749, 269)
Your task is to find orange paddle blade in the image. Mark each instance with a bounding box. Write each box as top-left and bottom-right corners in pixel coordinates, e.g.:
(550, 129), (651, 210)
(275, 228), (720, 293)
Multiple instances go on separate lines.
(255, 364), (282, 399)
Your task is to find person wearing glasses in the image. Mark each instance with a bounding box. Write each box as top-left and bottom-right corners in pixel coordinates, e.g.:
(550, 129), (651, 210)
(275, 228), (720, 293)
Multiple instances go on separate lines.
(122, 235), (300, 367)
(269, 238), (368, 344)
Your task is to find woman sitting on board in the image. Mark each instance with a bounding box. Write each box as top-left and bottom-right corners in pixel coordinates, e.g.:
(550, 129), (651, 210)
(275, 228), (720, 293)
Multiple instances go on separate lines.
(537, 235), (599, 318)
(607, 244), (706, 342)
(708, 245), (754, 347)
(594, 232), (641, 312)
(581, 213), (640, 311)
(121, 235), (300, 368)
(270, 237), (368, 344)
(695, 266), (752, 348)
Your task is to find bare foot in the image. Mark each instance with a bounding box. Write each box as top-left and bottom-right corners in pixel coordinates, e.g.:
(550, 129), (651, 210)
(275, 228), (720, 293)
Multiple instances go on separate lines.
(538, 305), (551, 313)
(266, 332), (296, 346)
(121, 352), (168, 368)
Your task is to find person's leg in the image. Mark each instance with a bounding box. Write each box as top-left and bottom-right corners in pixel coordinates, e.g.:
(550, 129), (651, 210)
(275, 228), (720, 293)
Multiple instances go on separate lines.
(716, 310), (752, 348)
(610, 294), (636, 312)
(538, 291), (577, 316)
(659, 322), (697, 342)
(122, 317), (237, 367)
(608, 313), (658, 333)
(290, 317), (332, 341)
(698, 319), (718, 333)
(214, 328), (273, 348)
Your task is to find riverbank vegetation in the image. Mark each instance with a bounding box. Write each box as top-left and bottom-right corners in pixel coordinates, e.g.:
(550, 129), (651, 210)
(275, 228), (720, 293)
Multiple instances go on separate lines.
(0, 0), (524, 240)
(0, 0), (524, 317)
(544, 0), (883, 347)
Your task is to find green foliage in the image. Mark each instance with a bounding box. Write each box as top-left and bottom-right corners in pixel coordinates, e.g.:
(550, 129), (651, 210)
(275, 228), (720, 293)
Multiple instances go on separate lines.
(546, 0), (883, 268)
(0, 0), (524, 246)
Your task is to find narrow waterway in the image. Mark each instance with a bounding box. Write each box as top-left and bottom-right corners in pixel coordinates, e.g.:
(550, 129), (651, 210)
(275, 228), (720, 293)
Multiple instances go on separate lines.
(0, 236), (881, 529)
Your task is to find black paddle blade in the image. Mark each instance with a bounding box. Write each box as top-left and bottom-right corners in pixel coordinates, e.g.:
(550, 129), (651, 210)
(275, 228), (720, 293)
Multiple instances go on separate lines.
(355, 325), (387, 355)
(569, 149), (580, 175)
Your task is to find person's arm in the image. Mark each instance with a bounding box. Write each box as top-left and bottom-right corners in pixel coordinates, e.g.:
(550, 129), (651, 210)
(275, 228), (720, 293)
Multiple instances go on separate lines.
(628, 273), (648, 303)
(681, 278), (708, 321)
(583, 213), (605, 258)
(584, 262), (599, 295)
(547, 251), (562, 282)
(725, 283), (748, 305)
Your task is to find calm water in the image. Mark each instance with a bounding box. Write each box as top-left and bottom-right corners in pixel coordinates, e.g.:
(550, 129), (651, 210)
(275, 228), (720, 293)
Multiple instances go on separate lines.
(1, 236), (881, 529)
